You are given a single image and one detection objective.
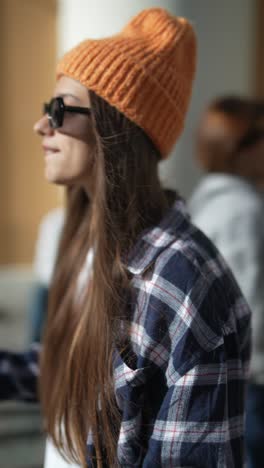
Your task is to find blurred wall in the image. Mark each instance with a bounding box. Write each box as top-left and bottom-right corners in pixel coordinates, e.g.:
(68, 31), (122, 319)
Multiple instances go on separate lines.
(0, 0), (58, 265)
(168, 0), (256, 197)
(256, 0), (264, 96)
(57, 0), (257, 198)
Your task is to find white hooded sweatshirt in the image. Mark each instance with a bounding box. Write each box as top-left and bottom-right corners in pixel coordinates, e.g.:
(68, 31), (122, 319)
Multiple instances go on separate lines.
(189, 173), (264, 385)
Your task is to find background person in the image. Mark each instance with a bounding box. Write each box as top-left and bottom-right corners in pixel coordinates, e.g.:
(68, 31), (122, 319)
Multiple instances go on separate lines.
(189, 95), (264, 468)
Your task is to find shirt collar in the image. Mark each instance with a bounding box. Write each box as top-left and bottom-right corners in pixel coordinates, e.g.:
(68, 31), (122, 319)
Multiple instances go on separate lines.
(126, 198), (189, 275)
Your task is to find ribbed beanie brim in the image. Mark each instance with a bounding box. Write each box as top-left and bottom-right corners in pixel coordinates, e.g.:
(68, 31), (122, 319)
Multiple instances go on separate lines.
(56, 8), (197, 158)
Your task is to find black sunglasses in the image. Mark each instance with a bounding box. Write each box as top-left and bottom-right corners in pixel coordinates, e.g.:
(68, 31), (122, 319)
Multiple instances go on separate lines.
(43, 96), (92, 129)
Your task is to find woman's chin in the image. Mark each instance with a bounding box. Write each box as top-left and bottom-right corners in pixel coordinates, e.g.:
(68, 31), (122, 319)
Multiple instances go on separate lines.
(45, 169), (68, 186)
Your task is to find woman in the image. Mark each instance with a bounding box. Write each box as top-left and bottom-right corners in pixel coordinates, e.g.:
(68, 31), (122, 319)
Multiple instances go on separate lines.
(0, 9), (250, 468)
(188, 95), (264, 468)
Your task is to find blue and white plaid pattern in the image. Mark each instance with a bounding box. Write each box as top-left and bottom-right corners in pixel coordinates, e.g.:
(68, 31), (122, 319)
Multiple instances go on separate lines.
(0, 200), (251, 467)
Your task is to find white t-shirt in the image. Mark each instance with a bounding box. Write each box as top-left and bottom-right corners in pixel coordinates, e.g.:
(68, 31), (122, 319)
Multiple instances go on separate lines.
(34, 208), (65, 286)
(44, 439), (80, 468)
(43, 249), (94, 468)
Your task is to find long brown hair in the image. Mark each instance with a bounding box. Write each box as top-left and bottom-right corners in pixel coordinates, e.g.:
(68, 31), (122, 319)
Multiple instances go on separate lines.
(40, 91), (169, 466)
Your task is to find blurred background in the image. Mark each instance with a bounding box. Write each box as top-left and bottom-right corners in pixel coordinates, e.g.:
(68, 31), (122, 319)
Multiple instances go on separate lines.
(0, 1), (263, 467)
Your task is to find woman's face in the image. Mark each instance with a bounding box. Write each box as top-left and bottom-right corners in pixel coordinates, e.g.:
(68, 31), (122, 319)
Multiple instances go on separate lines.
(34, 76), (96, 190)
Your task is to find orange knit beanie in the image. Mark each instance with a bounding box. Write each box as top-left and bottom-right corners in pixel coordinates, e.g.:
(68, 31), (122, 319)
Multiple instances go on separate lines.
(56, 8), (197, 158)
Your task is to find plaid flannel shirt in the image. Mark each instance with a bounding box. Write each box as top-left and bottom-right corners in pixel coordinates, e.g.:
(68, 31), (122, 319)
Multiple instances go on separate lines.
(0, 199), (251, 467)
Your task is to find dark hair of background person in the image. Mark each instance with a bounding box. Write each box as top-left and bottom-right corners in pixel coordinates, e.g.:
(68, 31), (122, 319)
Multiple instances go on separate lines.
(196, 95), (264, 175)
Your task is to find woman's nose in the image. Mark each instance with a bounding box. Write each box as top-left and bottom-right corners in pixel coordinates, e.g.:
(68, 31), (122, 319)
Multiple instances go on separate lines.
(33, 115), (54, 136)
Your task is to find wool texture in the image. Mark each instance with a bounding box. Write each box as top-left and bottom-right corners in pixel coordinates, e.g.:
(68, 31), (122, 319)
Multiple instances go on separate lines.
(57, 8), (197, 158)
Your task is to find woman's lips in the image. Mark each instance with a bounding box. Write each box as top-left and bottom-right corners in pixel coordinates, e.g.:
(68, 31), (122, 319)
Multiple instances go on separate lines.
(42, 145), (59, 155)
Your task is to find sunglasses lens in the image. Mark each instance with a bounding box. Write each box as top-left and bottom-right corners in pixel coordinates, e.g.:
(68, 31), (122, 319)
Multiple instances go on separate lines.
(49, 98), (63, 128)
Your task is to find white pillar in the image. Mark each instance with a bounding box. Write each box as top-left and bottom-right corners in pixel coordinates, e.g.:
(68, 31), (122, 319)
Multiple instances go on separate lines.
(57, 0), (255, 198)
(57, 0), (180, 54)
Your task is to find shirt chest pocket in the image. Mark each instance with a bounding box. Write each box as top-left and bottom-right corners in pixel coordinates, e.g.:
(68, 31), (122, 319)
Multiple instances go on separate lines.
(114, 353), (152, 412)
(114, 355), (153, 466)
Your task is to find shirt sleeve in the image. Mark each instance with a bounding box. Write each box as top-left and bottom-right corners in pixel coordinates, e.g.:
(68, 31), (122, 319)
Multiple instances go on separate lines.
(142, 345), (240, 467)
(138, 245), (250, 467)
(0, 343), (40, 402)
